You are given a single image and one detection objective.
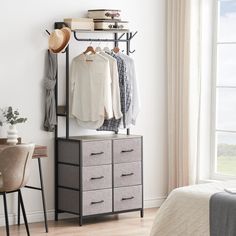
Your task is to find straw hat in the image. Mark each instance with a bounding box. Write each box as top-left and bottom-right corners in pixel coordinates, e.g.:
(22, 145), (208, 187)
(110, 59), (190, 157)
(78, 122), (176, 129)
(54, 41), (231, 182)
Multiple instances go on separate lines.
(49, 27), (71, 53)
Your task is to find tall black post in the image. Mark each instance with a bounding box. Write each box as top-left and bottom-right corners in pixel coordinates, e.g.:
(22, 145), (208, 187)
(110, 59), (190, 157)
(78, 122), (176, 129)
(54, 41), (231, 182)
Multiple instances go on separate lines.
(66, 46), (70, 138)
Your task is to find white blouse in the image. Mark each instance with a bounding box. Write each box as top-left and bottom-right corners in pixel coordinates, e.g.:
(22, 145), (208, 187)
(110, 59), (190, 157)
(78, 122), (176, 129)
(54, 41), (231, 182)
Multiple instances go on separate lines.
(100, 51), (122, 119)
(70, 53), (113, 129)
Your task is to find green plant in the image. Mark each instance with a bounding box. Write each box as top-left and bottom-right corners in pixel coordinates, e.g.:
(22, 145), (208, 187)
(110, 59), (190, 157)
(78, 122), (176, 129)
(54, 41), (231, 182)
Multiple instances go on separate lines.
(0, 106), (27, 126)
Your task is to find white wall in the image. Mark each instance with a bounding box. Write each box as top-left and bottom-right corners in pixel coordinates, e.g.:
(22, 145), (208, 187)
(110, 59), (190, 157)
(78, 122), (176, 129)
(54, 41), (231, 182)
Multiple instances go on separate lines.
(0, 0), (167, 225)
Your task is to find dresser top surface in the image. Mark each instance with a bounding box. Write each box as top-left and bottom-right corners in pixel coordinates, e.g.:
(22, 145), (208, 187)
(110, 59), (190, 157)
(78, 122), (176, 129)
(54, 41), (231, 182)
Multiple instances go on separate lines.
(57, 134), (142, 142)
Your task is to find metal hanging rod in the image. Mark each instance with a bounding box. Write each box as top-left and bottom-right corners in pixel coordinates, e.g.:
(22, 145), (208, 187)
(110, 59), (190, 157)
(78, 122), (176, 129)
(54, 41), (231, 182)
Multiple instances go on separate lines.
(73, 31), (138, 42)
(45, 28), (138, 42)
(45, 29), (137, 54)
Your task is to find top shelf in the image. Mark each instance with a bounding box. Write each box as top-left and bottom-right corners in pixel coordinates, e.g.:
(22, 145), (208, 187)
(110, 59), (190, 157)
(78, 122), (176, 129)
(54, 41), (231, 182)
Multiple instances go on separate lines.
(73, 30), (130, 34)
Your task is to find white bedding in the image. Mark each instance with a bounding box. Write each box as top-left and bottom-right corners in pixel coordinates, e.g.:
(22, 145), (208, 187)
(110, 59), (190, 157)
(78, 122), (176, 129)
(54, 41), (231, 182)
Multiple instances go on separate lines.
(150, 181), (236, 236)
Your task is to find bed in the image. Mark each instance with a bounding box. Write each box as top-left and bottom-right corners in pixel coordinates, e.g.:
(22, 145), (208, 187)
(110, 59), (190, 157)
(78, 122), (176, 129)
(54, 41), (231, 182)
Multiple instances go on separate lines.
(150, 181), (236, 236)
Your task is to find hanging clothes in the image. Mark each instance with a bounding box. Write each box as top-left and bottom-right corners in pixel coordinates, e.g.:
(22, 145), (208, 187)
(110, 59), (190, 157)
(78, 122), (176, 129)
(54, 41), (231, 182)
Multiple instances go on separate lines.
(118, 52), (140, 128)
(43, 50), (57, 132)
(97, 52), (131, 132)
(100, 51), (122, 119)
(70, 53), (113, 129)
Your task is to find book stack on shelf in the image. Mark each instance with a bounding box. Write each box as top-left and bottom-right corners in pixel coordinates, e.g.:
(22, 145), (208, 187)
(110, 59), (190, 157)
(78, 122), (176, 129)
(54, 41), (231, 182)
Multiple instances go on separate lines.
(64, 18), (94, 31)
(88, 9), (129, 31)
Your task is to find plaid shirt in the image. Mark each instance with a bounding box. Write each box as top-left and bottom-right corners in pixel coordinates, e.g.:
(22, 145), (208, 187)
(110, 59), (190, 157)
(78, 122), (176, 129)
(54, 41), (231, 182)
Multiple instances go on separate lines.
(97, 53), (131, 132)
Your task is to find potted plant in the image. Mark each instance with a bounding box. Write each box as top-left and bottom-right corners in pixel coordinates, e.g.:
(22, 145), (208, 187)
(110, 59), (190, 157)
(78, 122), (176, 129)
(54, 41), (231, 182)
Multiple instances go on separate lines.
(0, 106), (27, 145)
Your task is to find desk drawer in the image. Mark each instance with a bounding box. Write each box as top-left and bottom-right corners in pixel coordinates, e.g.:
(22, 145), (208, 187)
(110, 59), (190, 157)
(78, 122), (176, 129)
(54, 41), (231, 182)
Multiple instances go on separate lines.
(114, 185), (142, 212)
(82, 140), (112, 166)
(58, 164), (79, 189)
(113, 138), (141, 164)
(114, 162), (141, 187)
(83, 189), (112, 216)
(83, 165), (112, 191)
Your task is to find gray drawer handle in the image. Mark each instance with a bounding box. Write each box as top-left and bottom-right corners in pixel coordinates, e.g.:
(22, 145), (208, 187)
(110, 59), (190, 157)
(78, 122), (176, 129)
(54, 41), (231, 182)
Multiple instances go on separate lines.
(121, 173), (134, 177)
(91, 151), (104, 156)
(90, 176), (104, 180)
(122, 196), (134, 201)
(91, 200), (104, 205)
(121, 149), (134, 153)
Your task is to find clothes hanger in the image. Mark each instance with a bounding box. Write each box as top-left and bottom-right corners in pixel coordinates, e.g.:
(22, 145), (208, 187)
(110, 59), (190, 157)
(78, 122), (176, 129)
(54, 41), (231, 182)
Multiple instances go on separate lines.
(83, 46), (96, 55)
(103, 42), (111, 53)
(103, 46), (111, 53)
(84, 42), (96, 62)
(113, 46), (120, 54)
(95, 42), (102, 53)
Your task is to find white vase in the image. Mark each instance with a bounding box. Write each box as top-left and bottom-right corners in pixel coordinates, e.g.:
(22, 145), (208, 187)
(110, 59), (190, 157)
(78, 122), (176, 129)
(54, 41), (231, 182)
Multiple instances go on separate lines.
(7, 125), (18, 145)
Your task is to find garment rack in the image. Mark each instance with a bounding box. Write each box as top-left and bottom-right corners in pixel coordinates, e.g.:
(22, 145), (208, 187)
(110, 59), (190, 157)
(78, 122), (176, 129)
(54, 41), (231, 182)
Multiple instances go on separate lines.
(49, 22), (140, 224)
(50, 22), (138, 139)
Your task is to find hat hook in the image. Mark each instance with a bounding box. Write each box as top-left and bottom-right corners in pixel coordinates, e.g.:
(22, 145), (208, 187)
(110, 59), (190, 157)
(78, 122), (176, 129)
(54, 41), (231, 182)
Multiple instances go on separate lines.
(45, 30), (51, 36)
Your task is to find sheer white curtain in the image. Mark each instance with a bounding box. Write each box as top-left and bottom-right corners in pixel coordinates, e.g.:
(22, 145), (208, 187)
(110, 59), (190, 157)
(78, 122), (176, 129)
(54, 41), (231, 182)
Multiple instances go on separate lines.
(167, 0), (203, 192)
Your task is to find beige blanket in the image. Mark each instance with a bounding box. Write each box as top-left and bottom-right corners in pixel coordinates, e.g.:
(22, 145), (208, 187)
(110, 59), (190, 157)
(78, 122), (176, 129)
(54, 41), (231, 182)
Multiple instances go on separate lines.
(150, 181), (236, 236)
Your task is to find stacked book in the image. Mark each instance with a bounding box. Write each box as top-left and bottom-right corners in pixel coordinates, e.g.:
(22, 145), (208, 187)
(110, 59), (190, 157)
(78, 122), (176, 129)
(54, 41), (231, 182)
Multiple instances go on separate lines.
(88, 9), (129, 31)
(64, 18), (94, 31)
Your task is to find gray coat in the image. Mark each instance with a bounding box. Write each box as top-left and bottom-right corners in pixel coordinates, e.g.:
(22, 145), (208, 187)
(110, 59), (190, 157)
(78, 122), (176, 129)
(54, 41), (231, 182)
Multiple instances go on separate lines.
(43, 50), (57, 132)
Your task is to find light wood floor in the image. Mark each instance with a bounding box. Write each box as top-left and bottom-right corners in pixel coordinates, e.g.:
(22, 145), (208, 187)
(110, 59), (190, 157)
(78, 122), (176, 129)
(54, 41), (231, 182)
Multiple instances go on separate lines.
(0, 208), (157, 236)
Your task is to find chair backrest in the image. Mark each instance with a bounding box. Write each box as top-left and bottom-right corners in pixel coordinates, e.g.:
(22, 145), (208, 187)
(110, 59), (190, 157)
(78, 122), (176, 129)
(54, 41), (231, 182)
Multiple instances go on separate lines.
(0, 144), (35, 192)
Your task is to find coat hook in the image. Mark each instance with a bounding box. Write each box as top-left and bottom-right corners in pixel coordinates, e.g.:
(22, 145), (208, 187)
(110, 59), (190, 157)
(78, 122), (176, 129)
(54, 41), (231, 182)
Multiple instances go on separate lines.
(61, 46), (69, 54)
(129, 49), (136, 54)
(118, 33), (126, 41)
(45, 30), (51, 36)
(129, 31), (138, 40)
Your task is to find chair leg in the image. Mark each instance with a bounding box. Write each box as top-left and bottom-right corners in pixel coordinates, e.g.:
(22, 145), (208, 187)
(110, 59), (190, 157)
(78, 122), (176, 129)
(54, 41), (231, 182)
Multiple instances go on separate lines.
(38, 159), (48, 232)
(17, 192), (20, 225)
(18, 190), (30, 236)
(3, 193), (10, 236)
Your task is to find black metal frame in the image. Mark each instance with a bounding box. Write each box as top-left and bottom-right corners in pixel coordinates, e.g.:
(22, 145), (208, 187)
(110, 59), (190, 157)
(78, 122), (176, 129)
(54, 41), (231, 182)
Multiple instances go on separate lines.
(1, 189), (30, 236)
(52, 22), (143, 225)
(17, 158), (48, 233)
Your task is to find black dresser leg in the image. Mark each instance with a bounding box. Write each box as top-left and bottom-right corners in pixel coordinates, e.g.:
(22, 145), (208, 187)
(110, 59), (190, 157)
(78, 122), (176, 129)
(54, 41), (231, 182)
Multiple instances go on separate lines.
(55, 211), (58, 221)
(79, 216), (83, 226)
(140, 209), (144, 218)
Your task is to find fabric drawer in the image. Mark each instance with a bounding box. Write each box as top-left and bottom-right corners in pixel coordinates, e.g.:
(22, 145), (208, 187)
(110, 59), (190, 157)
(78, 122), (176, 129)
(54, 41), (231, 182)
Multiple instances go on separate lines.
(82, 140), (112, 166)
(83, 189), (112, 216)
(114, 185), (142, 212)
(58, 188), (79, 214)
(83, 165), (112, 191)
(113, 138), (141, 163)
(114, 162), (141, 187)
(58, 140), (79, 165)
(58, 164), (79, 189)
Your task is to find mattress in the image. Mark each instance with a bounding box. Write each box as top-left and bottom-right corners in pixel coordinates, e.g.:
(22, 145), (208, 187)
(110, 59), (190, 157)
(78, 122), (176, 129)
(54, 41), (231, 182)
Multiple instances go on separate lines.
(150, 181), (236, 236)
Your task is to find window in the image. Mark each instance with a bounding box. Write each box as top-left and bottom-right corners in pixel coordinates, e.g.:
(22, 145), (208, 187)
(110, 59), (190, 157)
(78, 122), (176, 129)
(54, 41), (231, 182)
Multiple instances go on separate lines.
(212, 0), (236, 178)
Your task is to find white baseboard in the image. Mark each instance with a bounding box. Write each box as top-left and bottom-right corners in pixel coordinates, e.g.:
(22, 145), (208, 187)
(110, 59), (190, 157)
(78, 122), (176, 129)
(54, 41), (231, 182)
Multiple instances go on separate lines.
(0, 210), (55, 227)
(144, 196), (166, 208)
(0, 196), (166, 227)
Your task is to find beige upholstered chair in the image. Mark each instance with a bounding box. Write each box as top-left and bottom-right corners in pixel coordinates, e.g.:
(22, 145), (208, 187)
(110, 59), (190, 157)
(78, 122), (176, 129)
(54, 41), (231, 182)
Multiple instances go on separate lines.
(0, 144), (35, 236)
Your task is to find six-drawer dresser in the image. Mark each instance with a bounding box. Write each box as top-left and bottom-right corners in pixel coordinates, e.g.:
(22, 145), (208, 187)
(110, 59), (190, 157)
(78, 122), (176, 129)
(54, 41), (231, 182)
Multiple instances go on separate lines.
(55, 134), (143, 225)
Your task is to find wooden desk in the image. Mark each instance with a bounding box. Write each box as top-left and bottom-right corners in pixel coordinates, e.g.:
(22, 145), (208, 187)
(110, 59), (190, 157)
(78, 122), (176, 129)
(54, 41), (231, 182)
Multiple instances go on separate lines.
(0, 142), (48, 233)
(0, 145), (47, 158)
